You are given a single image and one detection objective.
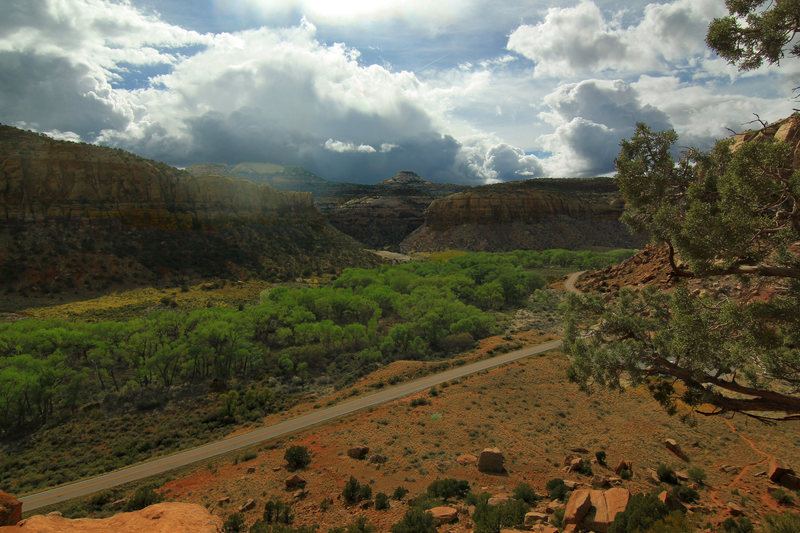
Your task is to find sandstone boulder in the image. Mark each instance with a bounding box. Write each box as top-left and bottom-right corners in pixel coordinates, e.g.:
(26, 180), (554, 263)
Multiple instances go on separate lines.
(238, 499), (256, 513)
(614, 460), (633, 475)
(768, 458), (795, 483)
(487, 494), (511, 506)
(457, 454), (478, 466)
(524, 511), (548, 525)
(429, 506), (458, 525)
(564, 487), (630, 533)
(727, 501), (745, 516)
(0, 503), (222, 532)
(0, 492), (22, 527)
(347, 446), (370, 460)
(285, 474), (305, 489)
(664, 439), (687, 460)
(477, 448), (505, 473)
(567, 457), (584, 473)
(658, 490), (686, 513)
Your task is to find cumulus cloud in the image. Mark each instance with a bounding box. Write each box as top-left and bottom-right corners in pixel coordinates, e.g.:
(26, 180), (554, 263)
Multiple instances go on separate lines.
(324, 139), (377, 153)
(538, 79), (672, 176)
(507, 0), (725, 78)
(456, 136), (545, 183)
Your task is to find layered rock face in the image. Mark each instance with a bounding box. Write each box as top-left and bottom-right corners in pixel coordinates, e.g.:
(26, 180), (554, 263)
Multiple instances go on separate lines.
(401, 178), (645, 252)
(0, 503), (222, 532)
(730, 113), (800, 167)
(0, 126), (374, 303)
(0, 126), (318, 228)
(326, 172), (465, 248)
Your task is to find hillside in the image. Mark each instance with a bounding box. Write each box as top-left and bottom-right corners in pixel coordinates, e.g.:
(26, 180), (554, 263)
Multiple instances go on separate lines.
(400, 178), (646, 252)
(0, 126), (376, 308)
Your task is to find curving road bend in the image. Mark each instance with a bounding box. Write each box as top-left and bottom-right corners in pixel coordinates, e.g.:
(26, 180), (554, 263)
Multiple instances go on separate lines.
(20, 272), (585, 512)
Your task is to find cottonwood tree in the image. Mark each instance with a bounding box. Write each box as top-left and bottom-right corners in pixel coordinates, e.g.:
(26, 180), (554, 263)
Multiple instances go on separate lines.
(564, 1), (800, 422)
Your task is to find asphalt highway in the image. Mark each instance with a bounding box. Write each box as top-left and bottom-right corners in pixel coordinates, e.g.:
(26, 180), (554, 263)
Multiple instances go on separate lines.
(20, 271), (585, 512)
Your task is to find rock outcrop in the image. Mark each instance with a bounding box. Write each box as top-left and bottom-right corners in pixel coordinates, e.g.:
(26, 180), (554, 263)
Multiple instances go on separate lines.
(0, 126), (377, 303)
(477, 448), (505, 473)
(0, 492), (21, 527)
(563, 487), (630, 533)
(401, 178), (646, 252)
(0, 503), (222, 532)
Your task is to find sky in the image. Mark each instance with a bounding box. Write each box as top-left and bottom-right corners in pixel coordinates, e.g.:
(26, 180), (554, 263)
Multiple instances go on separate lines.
(1, 0), (797, 184)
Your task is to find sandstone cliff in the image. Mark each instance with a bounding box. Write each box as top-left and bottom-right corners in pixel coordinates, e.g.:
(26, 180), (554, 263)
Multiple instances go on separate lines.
(325, 171), (467, 248)
(401, 178), (645, 252)
(0, 503), (222, 532)
(0, 126), (319, 228)
(0, 126), (375, 305)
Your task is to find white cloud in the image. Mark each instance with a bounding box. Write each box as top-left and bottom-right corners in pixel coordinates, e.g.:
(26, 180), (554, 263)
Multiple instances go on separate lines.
(324, 139), (377, 153)
(538, 79), (672, 176)
(507, 0), (725, 78)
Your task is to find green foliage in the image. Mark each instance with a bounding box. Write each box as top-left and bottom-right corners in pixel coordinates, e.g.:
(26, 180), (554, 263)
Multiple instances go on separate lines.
(656, 464), (678, 485)
(512, 482), (538, 504)
(706, 0), (800, 71)
(472, 498), (530, 533)
(687, 467), (706, 485)
(608, 493), (669, 533)
(426, 478), (470, 500)
(392, 486), (409, 500)
(619, 468), (632, 480)
(125, 486), (163, 511)
(643, 512), (699, 533)
(332, 516), (375, 533)
(762, 511), (800, 533)
(670, 485), (699, 504)
(546, 478), (568, 501)
(284, 445), (311, 470)
(595, 450), (607, 466)
(722, 516), (754, 533)
(262, 499), (293, 524)
(565, 121), (800, 421)
(550, 507), (565, 528)
(770, 488), (795, 505)
(390, 507), (436, 533)
(342, 476), (371, 504)
(223, 513), (245, 533)
(374, 492), (389, 510)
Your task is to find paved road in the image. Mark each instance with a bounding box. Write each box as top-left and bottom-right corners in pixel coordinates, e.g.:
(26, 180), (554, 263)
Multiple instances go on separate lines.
(20, 272), (584, 512)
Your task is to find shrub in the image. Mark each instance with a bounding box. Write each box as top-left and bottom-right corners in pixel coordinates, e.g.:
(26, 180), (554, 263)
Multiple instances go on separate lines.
(223, 513), (245, 533)
(410, 398), (429, 407)
(343, 476), (370, 504)
(550, 507), (565, 528)
(770, 488), (795, 505)
(608, 492), (668, 533)
(645, 512), (699, 533)
(512, 482), (538, 504)
(263, 499), (293, 524)
(320, 498), (332, 512)
(390, 507), (436, 533)
(656, 464), (678, 484)
(392, 486), (409, 500)
(687, 466), (706, 485)
(427, 478), (470, 500)
(375, 492), (389, 510)
(339, 516), (375, 533)
(619, 468), (632, 480)
(546, 478), (568, 501)
(721, 516), (755, 533)
(472, 498), (530, 533)
(595, 451), (607, 466)
(125, 486), (163, 511)
(284, 445), (311, 470)
(762, 512), (800, 533)
(670, 485), (699, 503)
